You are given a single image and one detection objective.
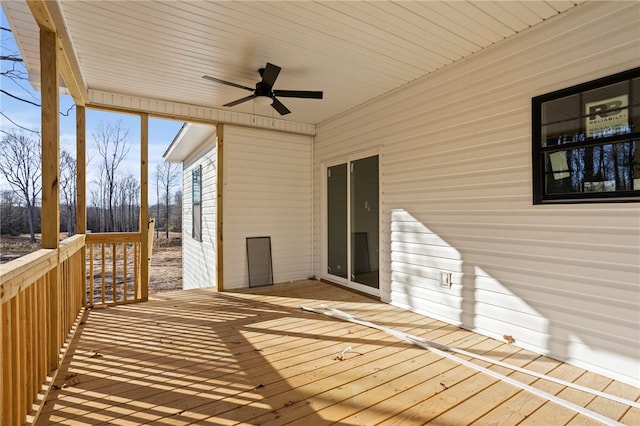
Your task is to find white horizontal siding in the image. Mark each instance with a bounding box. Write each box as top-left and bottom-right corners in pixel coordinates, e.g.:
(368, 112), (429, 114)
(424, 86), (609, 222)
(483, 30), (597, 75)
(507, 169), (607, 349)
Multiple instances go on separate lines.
(182, 136), (217, 290)
(224, 125), (312, 288)
(314, 1), (640, 386)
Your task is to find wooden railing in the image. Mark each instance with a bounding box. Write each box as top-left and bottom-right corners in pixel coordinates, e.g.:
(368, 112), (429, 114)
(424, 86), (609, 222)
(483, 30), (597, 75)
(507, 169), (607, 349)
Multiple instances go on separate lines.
(86, 232), (142, 305)
(85, 218), (154, 306)
(0, 234), (85, 426)
(0, 219), (155, 425)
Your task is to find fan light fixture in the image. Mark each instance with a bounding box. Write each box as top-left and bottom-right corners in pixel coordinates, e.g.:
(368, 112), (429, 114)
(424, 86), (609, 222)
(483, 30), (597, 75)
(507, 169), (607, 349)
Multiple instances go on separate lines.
(255, 95), (273, 106)
(202, 62), (323, 116)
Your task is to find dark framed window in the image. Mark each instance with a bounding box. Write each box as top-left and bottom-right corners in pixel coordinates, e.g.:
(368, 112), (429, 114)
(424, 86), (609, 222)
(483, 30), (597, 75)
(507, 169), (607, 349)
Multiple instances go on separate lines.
(532, 68), (640, 204)
(192, 165), (202, 241)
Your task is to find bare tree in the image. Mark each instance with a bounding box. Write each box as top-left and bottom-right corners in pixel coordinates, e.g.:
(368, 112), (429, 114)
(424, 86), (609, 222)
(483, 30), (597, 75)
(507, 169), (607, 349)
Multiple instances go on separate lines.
(90, 169), (105, 232)
(173, 189), (183, 232)
(88, 186), (103, 232)
(93, 120), (130, 232)
(155, 162), (179, 238)
(123, 174), (140, 232)
(114, 173), (139, 232)
(174, 189), (183, 208)
(60, 149), (77, 236)
(0, 190), (22, 236)
(0, 130), (42, 242)
(155, 170), (161, 238)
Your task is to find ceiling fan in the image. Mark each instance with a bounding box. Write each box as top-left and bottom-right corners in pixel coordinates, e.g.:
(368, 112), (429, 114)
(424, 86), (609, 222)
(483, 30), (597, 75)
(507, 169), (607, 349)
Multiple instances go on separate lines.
(202, 62), (323, 115)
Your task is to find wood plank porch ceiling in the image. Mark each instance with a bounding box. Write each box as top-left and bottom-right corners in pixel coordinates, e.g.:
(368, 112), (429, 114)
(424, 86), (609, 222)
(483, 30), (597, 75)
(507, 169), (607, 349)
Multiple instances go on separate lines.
(4, 1), (584, 126)
(36, 281), (638, 425)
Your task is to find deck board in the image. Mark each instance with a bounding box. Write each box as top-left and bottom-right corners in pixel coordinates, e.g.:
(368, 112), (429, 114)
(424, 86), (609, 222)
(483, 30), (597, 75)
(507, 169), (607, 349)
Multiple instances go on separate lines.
(32, 280), (638, 425)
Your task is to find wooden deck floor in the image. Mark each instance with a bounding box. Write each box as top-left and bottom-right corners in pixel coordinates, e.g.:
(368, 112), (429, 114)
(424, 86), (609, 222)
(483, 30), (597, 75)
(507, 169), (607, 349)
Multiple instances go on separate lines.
(34, 280), (639, 425)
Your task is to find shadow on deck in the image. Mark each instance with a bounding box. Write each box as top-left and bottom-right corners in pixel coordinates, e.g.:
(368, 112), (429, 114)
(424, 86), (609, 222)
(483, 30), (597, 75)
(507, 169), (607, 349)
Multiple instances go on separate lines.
(34, 281), (639, 425)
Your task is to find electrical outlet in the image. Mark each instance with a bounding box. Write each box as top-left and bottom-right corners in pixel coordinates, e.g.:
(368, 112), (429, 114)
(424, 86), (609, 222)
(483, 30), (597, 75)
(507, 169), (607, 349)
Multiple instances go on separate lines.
(439, 271), (452, 289)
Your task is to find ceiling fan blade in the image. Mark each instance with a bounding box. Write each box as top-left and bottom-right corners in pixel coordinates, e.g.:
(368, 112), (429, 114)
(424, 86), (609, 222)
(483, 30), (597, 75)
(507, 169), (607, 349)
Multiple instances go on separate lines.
(273, 90), (323, 99)
(202, 75), (254, 92)
(261, 63), (281, 87)
(223, 94), (256, 107)
(271, 97), (291, 115)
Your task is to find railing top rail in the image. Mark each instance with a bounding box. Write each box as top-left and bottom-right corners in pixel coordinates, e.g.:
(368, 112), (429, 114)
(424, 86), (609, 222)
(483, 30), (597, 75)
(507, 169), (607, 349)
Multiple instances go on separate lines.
(85, 232), (142, 244)
(60, 234), (86, 262)
(0, 248), (57, 303)
(1, 234), (88, 303)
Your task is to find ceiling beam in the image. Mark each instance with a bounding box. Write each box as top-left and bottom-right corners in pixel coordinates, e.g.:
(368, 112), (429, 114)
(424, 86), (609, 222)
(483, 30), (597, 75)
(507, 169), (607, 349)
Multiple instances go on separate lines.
(87, 89), (317, 136)
(26, 0), (87, 106)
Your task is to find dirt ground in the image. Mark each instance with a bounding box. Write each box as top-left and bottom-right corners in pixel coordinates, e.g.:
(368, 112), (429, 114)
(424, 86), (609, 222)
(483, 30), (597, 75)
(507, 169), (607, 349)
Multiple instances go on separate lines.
(149, 244), (182, 293)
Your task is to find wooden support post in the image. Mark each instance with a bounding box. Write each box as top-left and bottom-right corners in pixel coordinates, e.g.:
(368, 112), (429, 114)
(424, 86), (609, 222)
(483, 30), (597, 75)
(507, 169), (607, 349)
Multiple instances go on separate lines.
(216, 123), (224, 291)
(140, 113), (149, 300)
(76, 106), (86, 233)
(76, 106), (87, 306)
(41, 31), (60, 248)
(40, 28), (61, 372)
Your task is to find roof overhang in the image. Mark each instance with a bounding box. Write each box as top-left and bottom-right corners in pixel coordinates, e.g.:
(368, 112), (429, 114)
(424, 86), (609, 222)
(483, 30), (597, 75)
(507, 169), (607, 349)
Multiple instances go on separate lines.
(163, 122), (216, 163)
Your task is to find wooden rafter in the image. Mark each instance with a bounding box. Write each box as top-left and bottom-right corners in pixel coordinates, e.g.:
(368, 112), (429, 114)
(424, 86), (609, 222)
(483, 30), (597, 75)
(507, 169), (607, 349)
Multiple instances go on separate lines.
(26, 0), (87, 106)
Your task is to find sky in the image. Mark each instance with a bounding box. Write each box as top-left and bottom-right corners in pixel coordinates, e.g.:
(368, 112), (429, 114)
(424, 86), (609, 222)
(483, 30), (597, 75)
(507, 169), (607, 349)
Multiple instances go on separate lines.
(0, 9), (183, 206)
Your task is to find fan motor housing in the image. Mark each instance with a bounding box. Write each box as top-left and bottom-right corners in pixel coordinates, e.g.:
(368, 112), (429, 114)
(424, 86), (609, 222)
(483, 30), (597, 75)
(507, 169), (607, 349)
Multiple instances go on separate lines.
(255, 82), (272, 97)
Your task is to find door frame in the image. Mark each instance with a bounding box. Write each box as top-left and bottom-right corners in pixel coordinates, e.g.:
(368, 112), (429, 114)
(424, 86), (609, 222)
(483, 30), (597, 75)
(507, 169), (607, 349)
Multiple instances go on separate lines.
(321, 147), (381, 297)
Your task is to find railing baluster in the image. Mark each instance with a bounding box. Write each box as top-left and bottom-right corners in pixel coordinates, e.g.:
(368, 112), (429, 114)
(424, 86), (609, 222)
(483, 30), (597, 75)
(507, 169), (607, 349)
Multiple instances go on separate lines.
(36, 277), (44, 390)
(112, 243), (117, 302)
(4, 300), (12, 423)
(9, 297), (18, 424)
(19, 292), (27, 423)
(134, 242), (140, 298)
(26, 286), (35, 410)
(101, 243), (106, 304)
(61, 261), (67, 337)
(89, 244), (94, 306)
(0, 300), (5, 425)
(42, 273), (47, 379)
(123, 243), (128, 302)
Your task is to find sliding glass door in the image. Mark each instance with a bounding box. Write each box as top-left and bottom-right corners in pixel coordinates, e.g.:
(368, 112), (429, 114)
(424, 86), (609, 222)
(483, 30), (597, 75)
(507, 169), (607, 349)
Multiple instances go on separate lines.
(326, 154), (379, 293)
(327, 163), (348, 279)
(350, 155), (379, 288)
